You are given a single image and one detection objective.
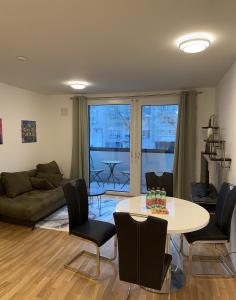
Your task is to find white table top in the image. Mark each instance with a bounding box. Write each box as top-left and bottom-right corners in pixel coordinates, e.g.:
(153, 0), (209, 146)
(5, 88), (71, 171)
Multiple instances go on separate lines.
(116, 195), (210, 234)
(102, 160), (122, 164)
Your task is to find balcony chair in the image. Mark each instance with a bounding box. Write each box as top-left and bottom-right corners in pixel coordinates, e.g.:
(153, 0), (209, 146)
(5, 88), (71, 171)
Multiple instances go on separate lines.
(120, 170), (130, 189)
(113, 212), (172, 298)
(90, 155), (104, 187)
(182, 182), (236, 278)
(145, 171), (173, 196)
(63, 179), (117, 279)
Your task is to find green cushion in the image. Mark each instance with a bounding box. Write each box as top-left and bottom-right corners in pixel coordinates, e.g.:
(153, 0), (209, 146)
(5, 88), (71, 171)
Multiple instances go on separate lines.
(30, 177), (54, 190)
(36, 161), (62, 175)
(1, 172), (33, 198)
(36, 173), (63, 187)
(0, 188), (65, 221)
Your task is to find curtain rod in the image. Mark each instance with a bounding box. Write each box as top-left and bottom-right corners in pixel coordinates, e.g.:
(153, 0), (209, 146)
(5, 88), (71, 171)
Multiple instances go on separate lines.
(71, 91), (202, 100)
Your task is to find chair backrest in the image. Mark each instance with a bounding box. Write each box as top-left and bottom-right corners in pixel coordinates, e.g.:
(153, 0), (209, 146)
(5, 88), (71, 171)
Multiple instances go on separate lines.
(215, 182), (230, 226)
(63, 179), (88, 233)
(113, 212), (168, 290)
(217, 185), (236, 240)
(145, 171), (173, 196)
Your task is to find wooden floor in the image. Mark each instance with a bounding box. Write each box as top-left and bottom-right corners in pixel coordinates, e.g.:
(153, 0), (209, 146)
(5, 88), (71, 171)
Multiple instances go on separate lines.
(0, 221), (236, 300)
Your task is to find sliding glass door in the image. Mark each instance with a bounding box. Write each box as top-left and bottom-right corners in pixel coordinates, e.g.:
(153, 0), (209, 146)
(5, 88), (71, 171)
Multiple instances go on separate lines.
(88, 98), (179, 195)
(140, 104), (179, 193)
(89, 103), (131, 193)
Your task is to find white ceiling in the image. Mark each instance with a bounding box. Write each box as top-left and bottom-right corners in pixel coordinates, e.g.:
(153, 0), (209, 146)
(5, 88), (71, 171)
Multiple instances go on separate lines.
(0, 0), (236, 94)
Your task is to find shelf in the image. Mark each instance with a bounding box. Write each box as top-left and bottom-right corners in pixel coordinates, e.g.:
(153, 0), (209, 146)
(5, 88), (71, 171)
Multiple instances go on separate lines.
(210, 158), (232, 162)
(202, 126), (219, 129)
(204, 140), (225, 143)
(202, 152), (217, 156)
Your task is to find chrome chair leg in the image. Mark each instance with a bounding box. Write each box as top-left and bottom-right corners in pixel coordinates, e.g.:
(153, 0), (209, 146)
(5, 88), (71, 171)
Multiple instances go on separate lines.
(64, 235), (117, 279)
(188, 244), (193, 284)
(126, 284), (131, 300)
(182, 236), (236, 278)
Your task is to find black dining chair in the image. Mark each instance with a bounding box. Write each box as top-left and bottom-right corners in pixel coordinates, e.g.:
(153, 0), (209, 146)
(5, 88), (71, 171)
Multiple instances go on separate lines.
(183, 182), (236, 278)
(145, 171), (173, 196)
(113, 212), (172, 298)
(63, 179), (117, 279)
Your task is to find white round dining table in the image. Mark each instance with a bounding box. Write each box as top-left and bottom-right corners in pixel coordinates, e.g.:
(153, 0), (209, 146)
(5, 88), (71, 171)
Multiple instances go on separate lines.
(116, 195), (209, 234)
(116, 195), (210, 293)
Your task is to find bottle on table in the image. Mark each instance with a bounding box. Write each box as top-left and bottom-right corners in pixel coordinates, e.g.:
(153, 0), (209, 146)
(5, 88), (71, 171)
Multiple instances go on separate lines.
(151, 189), (156, 207)
(161, 188), (167, 208)
(146, 190), (152, 209)
(155, 187), (161, 208)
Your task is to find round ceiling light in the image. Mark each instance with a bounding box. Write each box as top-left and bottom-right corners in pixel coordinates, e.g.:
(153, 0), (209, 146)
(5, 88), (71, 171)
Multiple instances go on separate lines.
(68, 81), (89, 90)
(16, 56), (27, 61)
(178, 34), (212, 53)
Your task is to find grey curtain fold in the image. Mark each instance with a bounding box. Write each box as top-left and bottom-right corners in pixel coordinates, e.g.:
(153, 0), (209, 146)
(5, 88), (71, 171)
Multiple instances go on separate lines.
(70, 96), (89, 182)
(173, 91), (197, 199)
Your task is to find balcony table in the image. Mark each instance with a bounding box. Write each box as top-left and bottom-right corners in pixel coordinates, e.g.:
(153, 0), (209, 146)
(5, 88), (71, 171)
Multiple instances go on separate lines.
(116, 195), (210, 293)
(102, 160), (122, 189)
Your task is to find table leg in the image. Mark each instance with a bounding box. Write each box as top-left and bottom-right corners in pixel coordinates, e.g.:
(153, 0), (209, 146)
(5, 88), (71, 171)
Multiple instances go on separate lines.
(104, 163), (120, 189)
(97, 195), (101, 216)
(109, 164), (120, 189)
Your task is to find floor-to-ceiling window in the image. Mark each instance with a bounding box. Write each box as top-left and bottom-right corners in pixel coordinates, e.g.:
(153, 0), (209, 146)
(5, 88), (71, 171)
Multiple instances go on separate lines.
(89, 104), (131, 192)
(88, 99), (179, 195)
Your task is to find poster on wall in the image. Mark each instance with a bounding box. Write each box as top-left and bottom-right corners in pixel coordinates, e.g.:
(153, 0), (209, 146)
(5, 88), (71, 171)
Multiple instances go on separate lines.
(0, 118), (3, 144)
(21, 120), (37, 143)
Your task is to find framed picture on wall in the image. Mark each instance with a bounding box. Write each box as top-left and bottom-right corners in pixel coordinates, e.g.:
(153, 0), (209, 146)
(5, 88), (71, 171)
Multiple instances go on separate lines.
(0, 118), (3, 144)
(21, 120), (37, 143)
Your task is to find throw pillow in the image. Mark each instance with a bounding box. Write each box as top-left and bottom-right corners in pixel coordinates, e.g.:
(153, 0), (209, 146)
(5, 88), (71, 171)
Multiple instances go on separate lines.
(36, 161), (62, 175)
(30, 177), (55, 190)
(36, 172), (63, 187)
(1, 172), (33, 198)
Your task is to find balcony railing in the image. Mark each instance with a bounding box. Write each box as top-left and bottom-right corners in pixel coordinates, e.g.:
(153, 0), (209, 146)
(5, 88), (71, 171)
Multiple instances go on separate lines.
(89, 146), (174, 192)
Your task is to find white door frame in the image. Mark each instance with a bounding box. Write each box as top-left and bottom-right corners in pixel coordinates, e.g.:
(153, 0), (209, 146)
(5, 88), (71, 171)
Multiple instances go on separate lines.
(135, 97), (179, 195)
(88, 96), (179, 196)
(88, 99), (136, 196)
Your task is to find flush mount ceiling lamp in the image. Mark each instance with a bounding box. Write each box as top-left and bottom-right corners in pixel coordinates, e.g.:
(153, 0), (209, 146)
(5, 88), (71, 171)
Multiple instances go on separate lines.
(68, 81), (89, 90)
(16, 56), (28, 61)
(178, 33), (212, 53)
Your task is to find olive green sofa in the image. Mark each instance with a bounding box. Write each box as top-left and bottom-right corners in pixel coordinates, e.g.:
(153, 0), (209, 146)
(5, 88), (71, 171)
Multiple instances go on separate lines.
(0, 163), (70, 228)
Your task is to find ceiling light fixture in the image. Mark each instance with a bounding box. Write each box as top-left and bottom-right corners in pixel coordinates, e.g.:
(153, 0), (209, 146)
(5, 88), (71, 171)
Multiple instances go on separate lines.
(177, 33), (212, 53)
(16, 56), (27, 61)
(68, 81), (89, 90)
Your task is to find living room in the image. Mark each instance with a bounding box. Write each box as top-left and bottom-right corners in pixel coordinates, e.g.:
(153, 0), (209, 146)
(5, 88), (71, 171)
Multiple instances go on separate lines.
(1, 1), (236, 299)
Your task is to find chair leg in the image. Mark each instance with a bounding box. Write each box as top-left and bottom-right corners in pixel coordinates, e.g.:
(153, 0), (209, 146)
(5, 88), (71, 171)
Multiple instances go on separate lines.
(184, 240), (236, 278)
(188, 244), (193, 284)
(64, 236), (117, 280)
(126, 284), (131, 300)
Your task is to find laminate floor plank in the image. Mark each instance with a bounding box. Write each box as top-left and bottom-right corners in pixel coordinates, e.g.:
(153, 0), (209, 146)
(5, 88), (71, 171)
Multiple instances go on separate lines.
(0, 221), (236, 300)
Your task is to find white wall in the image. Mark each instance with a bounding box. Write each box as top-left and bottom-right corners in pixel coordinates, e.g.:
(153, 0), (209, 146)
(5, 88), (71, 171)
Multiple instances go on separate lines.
(195, 88), (216, 182)
(216, 60), (236, 266)
(0, 83), (72, 177)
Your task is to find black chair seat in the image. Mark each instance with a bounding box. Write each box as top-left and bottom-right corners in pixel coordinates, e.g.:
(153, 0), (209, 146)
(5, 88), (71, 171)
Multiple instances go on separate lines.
(71, 219), (116, 247)
(184, 215), (227, 244)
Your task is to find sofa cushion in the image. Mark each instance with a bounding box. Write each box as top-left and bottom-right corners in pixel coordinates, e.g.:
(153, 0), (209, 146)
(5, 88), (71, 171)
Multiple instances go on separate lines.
(1, 172), (33, 198)
(36, 172), (63, 187)
(30, 177), (54, 190)
(0, 188), (65, 221)
(0, 177), (5, 196)
(36, 161), (62, 175)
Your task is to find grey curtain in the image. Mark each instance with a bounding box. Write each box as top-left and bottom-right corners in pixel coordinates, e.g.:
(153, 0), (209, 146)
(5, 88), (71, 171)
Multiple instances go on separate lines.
(70, 96), (89, 182)
(173, 91), (197, 199)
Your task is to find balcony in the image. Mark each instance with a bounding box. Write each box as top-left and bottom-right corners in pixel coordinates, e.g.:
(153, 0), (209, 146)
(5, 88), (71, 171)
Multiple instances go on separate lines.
(89, 147), (174, 193)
